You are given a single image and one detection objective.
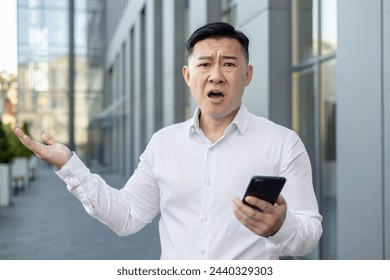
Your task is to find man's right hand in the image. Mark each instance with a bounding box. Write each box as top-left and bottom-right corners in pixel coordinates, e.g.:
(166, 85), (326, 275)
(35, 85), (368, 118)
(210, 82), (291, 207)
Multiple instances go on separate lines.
(13, 127), (72, 170)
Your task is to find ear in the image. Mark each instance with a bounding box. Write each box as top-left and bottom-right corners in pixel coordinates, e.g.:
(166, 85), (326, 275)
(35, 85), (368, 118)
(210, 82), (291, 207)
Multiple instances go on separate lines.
(182, 65), (190, 86)
(244, 64), (254, 86)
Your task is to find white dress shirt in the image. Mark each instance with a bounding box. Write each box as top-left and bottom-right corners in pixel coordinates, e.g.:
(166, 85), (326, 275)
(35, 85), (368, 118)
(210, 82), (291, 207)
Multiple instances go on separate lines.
(56, 105), (322, 259)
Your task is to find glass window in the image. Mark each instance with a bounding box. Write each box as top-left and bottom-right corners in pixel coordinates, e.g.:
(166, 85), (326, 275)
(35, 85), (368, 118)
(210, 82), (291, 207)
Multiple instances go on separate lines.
(320, 58), (337, 259)
(292, 68), (316, 165)
(291, 0), (337, 260)
(17, 0), (104, 156)
(292, 0), (318, 64)
(320, 0), (337, 55)
(44, 9), (68, 50)
(221, 0), (236, 25)
(17, 9), (30, 44)
(18, 0), (31, 6)
(43, 0), (68, 8)
(75, 11), (88, 52)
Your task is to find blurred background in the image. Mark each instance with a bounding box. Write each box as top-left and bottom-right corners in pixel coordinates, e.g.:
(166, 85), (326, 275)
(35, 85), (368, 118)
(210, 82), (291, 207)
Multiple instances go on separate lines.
(0, 0), (389, 260)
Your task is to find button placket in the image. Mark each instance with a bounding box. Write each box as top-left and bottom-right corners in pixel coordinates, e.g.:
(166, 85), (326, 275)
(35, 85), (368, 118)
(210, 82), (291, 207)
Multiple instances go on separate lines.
(196, 145), (216, 258)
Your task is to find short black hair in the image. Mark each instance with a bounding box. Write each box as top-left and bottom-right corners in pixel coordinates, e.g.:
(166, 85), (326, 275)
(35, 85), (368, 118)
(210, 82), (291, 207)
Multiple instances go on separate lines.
(185, 22), (250, 63)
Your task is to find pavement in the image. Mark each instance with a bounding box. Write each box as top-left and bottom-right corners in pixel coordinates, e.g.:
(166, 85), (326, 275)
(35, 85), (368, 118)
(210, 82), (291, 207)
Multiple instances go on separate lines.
(0, 160), (161, 260)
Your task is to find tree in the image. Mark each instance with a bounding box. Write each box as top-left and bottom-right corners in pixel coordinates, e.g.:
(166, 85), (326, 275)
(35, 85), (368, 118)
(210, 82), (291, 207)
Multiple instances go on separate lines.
(0, 71), (17, 92)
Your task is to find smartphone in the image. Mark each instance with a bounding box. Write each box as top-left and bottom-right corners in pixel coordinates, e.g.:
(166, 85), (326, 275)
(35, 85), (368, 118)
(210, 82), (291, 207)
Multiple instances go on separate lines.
(242, 175), (286, 210)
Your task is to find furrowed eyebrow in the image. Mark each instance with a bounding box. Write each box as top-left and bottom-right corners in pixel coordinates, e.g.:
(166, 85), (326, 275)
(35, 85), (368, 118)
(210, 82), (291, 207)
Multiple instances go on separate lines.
(222, 55), (238, 60)
(196, 55), (238, 60)
(197, 56), (212, 60)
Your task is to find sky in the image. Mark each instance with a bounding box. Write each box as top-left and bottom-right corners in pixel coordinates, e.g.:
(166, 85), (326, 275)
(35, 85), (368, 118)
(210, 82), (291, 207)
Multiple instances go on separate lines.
(0, 0), (17, 75)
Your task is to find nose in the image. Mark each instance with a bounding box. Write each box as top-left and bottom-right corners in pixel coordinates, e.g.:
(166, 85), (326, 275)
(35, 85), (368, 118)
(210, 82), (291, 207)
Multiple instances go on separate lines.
(208, 66), (225, 84)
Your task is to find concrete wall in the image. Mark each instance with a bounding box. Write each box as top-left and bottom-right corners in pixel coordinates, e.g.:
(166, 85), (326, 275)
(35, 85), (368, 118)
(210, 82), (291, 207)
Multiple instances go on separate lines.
(162, 0), (186, 127)
(237, 0), (292, 128)
(337, 0), (389, 259)
(385, 0), (390, 261)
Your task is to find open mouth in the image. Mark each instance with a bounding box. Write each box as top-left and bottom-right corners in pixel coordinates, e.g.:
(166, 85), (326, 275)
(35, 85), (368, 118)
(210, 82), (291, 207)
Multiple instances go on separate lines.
(207, 90), (225, 99)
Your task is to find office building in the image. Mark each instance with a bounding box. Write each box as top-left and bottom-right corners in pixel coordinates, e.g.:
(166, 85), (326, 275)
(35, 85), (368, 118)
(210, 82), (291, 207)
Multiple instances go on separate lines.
(17, 0), (389, 259)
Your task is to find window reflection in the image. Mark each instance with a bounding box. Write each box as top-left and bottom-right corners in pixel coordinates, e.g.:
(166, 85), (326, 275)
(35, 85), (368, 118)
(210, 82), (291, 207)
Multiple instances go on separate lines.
(292, 68), (316, 166)
(320, 59), (337, 259)
(321, 0), (337, 55)
(291, 0), (337, 259)
(292, 0), (317, 64)
(17, 0), (104, 156)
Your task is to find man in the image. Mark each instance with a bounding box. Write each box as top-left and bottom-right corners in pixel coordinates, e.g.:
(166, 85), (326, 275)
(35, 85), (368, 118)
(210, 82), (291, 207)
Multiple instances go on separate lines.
(14, 22), (322, 259)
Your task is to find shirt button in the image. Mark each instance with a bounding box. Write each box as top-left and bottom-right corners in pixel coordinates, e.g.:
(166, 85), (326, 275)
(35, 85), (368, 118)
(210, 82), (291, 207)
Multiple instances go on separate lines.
(201, 215), (208, 222)
(200, 250), (206, 256)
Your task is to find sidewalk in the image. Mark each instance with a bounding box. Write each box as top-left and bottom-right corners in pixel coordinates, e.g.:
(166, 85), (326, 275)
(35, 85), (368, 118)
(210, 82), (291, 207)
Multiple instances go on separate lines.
(0, 161), (161, 260)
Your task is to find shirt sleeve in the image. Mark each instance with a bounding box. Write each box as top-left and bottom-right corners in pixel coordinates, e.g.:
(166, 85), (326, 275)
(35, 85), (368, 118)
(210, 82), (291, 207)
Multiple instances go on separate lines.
(55, 142), (160, 237)
(264, 131), (323, 257)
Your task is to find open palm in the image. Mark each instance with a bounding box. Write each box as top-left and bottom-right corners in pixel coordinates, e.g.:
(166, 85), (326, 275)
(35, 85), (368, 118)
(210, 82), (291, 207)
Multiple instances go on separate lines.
(13, 128), (71, 170)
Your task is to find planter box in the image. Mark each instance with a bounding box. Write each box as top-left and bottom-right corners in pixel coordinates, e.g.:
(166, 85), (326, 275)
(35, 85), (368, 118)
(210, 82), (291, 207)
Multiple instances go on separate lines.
(29, 156), (38, 180)
(11, 157), (30, 192)
(0, 163), (12, 207)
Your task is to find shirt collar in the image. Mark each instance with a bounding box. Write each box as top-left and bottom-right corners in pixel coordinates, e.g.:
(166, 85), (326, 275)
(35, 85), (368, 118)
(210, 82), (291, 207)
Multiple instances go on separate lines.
(188, 105), (250, 137)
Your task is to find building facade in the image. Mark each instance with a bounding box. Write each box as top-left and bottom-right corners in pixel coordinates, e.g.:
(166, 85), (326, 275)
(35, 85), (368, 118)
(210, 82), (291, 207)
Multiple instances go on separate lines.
(17, 0), (390, 260)
(17, 0), (104, 152)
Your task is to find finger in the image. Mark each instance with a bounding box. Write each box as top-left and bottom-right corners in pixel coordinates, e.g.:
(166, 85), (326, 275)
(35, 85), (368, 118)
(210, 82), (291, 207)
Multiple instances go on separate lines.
(13, 128), (34, 148)
(233, 198), (267, 235)
(233, 198), (263, 223)
(234, 197), (259, 215)
(13, 128), (46, 156)
(13, 127), (25, 139)
(244, 196), (273, 212)
(42, 132), (57, 145)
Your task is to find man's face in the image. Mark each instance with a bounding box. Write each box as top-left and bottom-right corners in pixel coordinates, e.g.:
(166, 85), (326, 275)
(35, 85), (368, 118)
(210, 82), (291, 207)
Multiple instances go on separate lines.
(182, 37), (253, 124)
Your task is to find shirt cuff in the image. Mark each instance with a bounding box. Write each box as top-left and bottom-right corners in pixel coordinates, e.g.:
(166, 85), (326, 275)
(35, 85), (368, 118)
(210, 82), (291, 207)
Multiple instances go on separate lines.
(55, 152), (90, 188)
(266, 209), (298, 244)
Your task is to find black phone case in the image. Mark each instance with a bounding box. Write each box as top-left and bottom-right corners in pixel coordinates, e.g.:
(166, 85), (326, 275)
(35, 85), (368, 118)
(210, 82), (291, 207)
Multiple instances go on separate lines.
(242, 176), (286, 208)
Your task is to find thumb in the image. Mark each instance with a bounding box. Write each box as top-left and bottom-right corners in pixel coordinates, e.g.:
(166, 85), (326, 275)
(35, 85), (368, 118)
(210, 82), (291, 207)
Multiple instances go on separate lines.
(276, 195), (287, 206)
(42, 132), (57, 145)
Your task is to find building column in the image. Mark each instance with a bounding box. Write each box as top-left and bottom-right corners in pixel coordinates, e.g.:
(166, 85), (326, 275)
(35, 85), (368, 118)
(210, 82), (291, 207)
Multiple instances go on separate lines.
(162, 0), (186, 126)
(337, 0), (387, 259)
(384, 0), (390, 260)
(237, 0), (292, 128)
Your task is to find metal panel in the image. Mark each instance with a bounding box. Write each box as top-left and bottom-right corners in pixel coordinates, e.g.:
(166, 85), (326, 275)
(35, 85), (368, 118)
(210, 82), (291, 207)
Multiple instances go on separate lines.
(268, 7), (292, 128)
(241, 14), (270, 118)
(336, 0), (384, 259)
(383, 0), (390, 260)
(162, 0), (186, 126)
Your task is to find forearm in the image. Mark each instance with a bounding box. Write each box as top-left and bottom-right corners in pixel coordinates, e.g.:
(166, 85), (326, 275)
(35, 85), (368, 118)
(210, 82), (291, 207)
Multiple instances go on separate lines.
(269, 132), (323, 256)
(55, 153), (150, 236)
(266, 209), (322, 257)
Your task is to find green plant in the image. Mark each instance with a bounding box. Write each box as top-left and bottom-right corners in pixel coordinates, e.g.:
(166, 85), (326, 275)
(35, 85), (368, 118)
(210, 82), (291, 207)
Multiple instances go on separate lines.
(0, 120), (13, 163)
(21, 122), (34, 157)
(5, 122), (34, 158)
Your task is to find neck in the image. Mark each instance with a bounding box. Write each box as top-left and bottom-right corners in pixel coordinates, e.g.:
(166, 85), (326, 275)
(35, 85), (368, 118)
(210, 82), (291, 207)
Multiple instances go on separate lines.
(200, 119), (227, 143)
(199, 108), (239, 143)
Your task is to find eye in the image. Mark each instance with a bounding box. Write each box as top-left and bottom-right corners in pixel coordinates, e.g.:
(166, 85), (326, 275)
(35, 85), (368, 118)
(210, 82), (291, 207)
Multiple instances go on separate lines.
(199, 63), (210, 68)
(224, 62), (236, 67)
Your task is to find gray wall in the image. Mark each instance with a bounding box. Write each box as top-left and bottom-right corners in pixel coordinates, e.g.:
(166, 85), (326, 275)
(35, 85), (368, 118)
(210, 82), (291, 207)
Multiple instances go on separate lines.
(337, 0), (390, 259)
(385, 0), (390, 261)
(238, 0), (292, 128)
